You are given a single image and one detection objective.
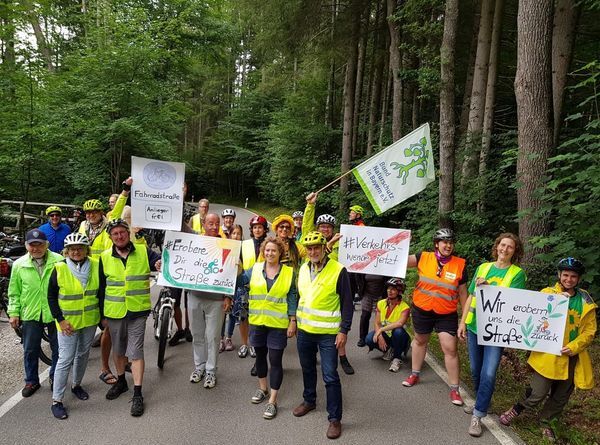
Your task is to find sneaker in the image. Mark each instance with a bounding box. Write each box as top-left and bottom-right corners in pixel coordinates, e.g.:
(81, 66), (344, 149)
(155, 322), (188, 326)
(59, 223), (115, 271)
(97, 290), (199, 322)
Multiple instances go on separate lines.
(382, 348), (394, 361)
(402, 374), (419, 387)
(250, 363), (257, 376)
(190, 369), (205, 383)
(219, 338), (225, 353)
(251, 388), (268, 404)
(106, 381), (128, 400)
(450, 389), (464, 406)
(263, 402), (277, 419)
(130, 395), (144, 417)
(185, 328), (193, 342)
(249, 346), (256, 358)
(468, 416), (482, 437)
(389, 358), (402, 373)
(463, 405), (474, 414)
(238, 344), (249, 358)
(541, 426), (556, 442)
(340, 356), (355, 375)
(225, 338), (234, 351)
(168, 329), (186, 346)
(51, 402), (68, 420)
(499, 406), (520, 426)
(357, 338), (366, 347)
(203, 373), (216, 389)
(71, 385), (89, 400)
(22, 383), (41, 398)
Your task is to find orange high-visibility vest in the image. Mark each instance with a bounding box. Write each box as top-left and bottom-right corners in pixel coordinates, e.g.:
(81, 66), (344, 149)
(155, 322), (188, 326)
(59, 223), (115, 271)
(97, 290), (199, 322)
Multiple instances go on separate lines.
(412, 252), (466, 314)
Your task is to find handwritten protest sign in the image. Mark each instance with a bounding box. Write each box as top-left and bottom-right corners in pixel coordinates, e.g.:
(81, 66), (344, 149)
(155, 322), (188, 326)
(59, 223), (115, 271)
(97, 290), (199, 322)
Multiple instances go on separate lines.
(157, 231), (241, 295)
(337, 224), (410, 278)
(475, 285), (568, 355)
(131, 156), (185, 230)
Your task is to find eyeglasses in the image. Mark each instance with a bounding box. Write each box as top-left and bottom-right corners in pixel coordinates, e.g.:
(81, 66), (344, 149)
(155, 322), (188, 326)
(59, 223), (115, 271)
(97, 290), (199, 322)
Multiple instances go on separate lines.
(277, 225), (292, 230)
(49, 213), (61, 218)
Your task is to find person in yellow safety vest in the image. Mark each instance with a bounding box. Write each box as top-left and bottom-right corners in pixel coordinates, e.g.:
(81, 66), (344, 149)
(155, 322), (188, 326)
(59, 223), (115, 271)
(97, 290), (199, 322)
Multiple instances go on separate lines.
(47, 232), (101, 420)
(499, 257), (597, 442)
(402, 228), (469, 408)
(238, 237), (298, 420)
(292, 232), (353, 440)
(365, 278), (411, 373)
(98, 218), (162, 417)
(272, 214), (306, 271)
(457, 233), (526, 437)
(302, 192), (354, 375)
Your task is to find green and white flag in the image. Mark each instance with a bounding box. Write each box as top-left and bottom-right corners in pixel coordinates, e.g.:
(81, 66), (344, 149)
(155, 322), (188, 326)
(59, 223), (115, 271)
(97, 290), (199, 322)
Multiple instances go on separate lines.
(352, 123), (435, 215)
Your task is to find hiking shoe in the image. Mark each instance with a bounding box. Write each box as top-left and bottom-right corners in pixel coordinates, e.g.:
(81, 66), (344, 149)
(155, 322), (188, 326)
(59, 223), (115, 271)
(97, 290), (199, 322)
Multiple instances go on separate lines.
(130, 395), (144, 417)
(225, 338), (234, 351)
(238, 344), (249, 358)
(106, 381), (128, 400)
(541, 426), (556, 442)
(219, 338), (225, 353)
(450, 389), (464, 406)
(463, 405), (474, 414)
(249, 346), (256, 358)
(250, 363), (257, 376)
(203, 373), (216, 388)
(499, 406), (520, 426)
(468, 416), (482, 437)
(185, 328), (193, 342)
(389, 358), (402, 373)
(402, 374), (419, 387)
(168, 329), (186, 346)
(71, 385), (89, 400)
(22, 383), (41, 398)
(251, 388), (268, 404)
(190, 369), (205, 383)
(51, 402), (68, 420)
(382, 348), (394, 361)
(263, 402), (277, 419)
(357, 338), (366, 347)
(327, 420), (342, 439)
(340, 356), (355, 375)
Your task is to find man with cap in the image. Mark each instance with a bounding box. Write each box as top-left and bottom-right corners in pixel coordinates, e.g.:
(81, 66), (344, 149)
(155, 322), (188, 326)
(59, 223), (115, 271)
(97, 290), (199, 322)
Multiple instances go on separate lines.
(39, 206), (72, 253)
(98, 218), (162, 416)
(348, 205), (365, 226)
(7, 229), (63, 397)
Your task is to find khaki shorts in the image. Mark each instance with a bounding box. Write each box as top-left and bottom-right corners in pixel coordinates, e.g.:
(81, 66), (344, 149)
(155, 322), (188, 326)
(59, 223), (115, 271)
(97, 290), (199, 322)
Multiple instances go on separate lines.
(107, 316), (147, 360)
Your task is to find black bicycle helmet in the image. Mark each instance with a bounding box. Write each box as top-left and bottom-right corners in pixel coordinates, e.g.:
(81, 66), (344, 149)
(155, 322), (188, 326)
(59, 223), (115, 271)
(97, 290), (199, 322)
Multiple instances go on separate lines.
(433, 228), (455, 243)
(557, 257), (585, 275)
(386, 278), (406, 294)
(106, 218), (130, 234)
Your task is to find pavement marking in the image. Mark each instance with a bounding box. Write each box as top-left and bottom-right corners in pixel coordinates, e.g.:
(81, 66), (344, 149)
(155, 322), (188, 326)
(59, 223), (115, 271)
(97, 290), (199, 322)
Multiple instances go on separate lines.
(0, 368), (49, 419)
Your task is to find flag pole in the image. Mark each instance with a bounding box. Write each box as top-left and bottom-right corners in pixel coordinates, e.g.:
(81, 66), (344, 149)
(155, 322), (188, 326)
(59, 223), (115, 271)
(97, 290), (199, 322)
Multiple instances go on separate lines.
(315, 169), (354, 194)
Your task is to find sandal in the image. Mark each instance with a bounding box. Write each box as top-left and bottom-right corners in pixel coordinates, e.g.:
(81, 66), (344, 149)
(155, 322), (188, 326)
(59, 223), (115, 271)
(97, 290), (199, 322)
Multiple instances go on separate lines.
(99, 370), (117, 385)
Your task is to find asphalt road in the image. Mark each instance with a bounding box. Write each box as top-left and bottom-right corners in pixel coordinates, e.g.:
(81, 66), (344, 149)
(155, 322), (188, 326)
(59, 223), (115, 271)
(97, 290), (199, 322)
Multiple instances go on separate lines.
(0, 204), (524, 445)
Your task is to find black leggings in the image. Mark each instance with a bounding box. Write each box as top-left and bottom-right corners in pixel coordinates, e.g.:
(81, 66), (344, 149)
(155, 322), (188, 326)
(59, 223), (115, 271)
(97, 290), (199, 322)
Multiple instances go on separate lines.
(359, 310), (373, 340)
(255, 346), (284, 390)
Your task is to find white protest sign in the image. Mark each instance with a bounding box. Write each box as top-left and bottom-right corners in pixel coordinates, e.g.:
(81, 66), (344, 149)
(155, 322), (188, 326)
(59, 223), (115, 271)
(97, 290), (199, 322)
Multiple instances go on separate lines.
(337, 224), (410, 278)
(157, 231), (241, 296)
(131, 156), (185, 230)
(475, 285), (568, 355)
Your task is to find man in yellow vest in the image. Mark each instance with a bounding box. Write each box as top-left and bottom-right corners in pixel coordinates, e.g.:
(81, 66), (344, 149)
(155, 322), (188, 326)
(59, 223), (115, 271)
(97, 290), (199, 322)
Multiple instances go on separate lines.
(293, 232), (353, 440)
(98, 219), (161, 417)
(189, 198), (210, 234)
(402, 228), (468, 407)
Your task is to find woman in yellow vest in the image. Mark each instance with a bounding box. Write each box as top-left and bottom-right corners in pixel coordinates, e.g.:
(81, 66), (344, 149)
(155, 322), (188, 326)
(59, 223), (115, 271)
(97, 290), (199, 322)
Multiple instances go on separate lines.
(365, 278), (411, 373)
(47, 233), (100, 420)
(272, 214), (306, 271)
(240, 237), (297, 420)
(457, 233), (526, 437)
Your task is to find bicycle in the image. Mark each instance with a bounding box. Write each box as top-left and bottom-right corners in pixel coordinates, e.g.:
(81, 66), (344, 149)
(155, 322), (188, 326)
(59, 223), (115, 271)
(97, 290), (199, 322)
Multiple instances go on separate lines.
(152, 286), (176, 369)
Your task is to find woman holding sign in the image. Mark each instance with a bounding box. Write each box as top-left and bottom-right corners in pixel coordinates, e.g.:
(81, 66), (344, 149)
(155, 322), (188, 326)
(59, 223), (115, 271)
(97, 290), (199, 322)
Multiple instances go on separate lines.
(241, 237), (298, 420)
(457, 233), (526, 437)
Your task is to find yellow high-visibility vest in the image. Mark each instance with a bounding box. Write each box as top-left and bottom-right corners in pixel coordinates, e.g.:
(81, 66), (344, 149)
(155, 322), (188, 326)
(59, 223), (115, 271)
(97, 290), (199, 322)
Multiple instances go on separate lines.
(54, 259), (100, 331)
(248, 262), (293, 329)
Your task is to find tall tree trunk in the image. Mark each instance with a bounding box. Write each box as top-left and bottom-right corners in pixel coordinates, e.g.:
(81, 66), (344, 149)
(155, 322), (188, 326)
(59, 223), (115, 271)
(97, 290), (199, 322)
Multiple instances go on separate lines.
(367, 21), (385, 156)
(23, 0), (54, 71)
(1, 2), (16, 98)
(325, 1), (338, 129)
(461, 0), (494, 184)
(378, 53), (391, 147)
(439, 0), (459, 227)
(478, 0), (504, 182)
(515, 0), (554, 265)
(387, 0), (403, 142)
(352, 25), (368, 158)
(552, 0), (579, 147)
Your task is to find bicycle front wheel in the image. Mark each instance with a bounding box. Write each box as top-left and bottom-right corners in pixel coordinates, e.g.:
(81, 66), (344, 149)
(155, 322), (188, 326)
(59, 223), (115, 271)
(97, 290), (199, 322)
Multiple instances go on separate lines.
(157, 306), (172, 369)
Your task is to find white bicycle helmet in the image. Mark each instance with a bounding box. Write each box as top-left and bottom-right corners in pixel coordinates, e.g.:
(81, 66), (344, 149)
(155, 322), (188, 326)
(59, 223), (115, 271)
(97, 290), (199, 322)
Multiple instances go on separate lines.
(222, 208), (236, 217)
(292, 211), (304, 218)
(64, 232), (90, 247)
(316, 214), (336, 227)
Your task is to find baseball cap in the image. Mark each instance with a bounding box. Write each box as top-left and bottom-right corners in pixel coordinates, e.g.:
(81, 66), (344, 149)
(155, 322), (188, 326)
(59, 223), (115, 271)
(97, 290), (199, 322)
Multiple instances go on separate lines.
(26, 229), (48, 245)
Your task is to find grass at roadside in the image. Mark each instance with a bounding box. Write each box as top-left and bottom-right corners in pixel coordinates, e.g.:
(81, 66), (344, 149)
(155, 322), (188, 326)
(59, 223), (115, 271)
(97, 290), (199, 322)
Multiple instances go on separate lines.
(211, 196), (293, 223)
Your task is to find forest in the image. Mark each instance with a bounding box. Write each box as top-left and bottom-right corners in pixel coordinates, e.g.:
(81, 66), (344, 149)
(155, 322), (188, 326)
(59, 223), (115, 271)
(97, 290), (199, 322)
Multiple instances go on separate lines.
(0, 0), (599, 296)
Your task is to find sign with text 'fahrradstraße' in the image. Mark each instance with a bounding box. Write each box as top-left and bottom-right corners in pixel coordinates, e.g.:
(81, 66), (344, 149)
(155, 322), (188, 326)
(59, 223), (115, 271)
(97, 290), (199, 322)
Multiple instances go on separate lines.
(157, 231), (241, 296)
(337, 224), (410, 278)
(131, 156), (185, 230)
(475, 285), (568, 356)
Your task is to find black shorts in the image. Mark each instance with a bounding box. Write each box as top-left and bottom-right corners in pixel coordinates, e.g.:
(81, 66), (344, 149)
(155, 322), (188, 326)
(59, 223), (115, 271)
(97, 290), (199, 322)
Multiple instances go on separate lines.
(411, 304), (458, 336)
(249, 325), (287, 350)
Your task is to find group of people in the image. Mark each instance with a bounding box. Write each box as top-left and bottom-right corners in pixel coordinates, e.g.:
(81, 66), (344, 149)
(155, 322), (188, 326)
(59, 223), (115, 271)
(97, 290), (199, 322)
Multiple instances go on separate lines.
(6, 185), (597, 442)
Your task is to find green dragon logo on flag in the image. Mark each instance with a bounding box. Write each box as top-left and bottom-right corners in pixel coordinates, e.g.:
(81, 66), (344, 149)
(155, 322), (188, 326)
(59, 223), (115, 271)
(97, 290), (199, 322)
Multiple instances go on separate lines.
(390, 137), (429, 185)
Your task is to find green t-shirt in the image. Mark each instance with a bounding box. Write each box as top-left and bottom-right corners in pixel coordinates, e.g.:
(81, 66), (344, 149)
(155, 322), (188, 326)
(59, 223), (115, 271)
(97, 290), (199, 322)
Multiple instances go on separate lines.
(467, 263), (527, 334)
(567, 292), (584, 342)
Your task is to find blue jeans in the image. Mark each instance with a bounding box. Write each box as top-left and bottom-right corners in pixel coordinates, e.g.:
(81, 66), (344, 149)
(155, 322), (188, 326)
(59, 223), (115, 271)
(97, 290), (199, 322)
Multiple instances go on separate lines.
(467, 330), (503, 417)
(52, 325), (96, 402)
(21, 320), (58, 385)
(296, 330), (342, 422)
(365, 327), (410, 359)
